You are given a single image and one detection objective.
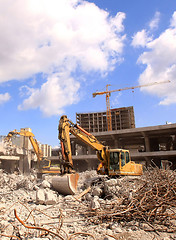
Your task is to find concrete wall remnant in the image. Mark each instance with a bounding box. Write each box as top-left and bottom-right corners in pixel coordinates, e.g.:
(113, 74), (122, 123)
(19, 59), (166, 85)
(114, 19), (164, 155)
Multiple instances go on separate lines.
(0, 128), (52, 174)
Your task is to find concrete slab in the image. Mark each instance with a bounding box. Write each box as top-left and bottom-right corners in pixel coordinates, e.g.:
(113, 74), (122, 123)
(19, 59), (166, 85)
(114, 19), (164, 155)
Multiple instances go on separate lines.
(0, 156), (20, 160)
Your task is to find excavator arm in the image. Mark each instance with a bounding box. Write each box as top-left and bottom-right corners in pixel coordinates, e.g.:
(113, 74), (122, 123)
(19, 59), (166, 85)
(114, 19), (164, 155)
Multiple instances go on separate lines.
(51, 115), (108, 195)
(58, 115), (109, 173)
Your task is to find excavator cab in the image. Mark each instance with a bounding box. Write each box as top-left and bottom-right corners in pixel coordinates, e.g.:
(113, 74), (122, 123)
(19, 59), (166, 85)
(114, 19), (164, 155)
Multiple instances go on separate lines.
(109, 151), (120, 171)
(108, 149), (143, 176)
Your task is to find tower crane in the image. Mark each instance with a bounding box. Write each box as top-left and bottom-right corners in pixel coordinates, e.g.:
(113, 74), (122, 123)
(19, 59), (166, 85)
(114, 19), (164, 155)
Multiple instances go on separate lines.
(93, 80), (170, 131)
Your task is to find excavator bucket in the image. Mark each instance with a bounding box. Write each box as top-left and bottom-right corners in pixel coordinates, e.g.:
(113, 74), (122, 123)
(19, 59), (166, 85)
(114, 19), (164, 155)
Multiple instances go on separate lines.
(51, 173), (79, 195)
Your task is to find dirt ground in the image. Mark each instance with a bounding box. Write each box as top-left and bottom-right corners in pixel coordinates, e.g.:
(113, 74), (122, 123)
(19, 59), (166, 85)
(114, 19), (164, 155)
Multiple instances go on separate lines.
(0, 169), (175, 240)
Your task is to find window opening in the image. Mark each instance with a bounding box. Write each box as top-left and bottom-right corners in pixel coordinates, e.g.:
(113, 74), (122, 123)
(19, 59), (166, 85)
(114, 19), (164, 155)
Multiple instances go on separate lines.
(121, 152), (126, 167)
(110, 152), (119, 170)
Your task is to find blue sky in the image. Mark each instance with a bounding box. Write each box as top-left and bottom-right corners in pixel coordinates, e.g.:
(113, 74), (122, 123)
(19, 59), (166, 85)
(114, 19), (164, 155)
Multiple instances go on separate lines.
(0, 0), (176, 146)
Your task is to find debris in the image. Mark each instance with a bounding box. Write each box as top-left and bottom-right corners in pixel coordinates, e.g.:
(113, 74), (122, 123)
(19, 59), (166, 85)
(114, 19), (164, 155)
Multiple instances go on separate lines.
(0, 169), (175, 239)
(85, 169), (176, 233)
(74, 186), (91, 200)
(92, 186), (103, 197)
(36, 188), (57, 205)
(45, 189), (57, 205)
(90, 196), (101, 210)
(41, 179), (51, 188)
(36, 189), (45, 204)
(14, 209), (65, 240)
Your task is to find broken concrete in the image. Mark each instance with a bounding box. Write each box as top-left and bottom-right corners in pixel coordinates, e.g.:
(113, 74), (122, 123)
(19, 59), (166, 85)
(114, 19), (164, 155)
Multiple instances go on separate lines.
(0, 169), (175, 240)
(36, 188), (45, 204)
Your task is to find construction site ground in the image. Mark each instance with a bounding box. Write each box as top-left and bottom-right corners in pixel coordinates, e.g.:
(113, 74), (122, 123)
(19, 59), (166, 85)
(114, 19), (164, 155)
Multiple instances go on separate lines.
(0, 169), (175, 240)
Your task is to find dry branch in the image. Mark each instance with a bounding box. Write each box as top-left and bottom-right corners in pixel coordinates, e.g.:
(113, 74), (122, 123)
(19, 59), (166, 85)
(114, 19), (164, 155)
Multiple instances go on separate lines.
(85, 169), (176, 232)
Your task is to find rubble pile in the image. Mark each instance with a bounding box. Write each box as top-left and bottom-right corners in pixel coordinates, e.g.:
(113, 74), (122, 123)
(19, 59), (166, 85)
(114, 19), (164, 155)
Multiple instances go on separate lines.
(0, 141), (8, 155)
(0, 169), (175, 240)
(84, 169), (176, 233)
(0, 138), (18, 156)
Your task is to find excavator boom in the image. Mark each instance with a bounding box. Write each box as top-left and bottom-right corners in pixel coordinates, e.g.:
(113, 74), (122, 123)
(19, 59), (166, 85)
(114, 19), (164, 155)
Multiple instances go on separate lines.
(58, 115), (143, 177)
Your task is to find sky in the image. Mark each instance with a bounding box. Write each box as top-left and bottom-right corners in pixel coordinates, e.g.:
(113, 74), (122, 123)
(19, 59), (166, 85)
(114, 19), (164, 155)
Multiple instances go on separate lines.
(0, 0), (176, 146)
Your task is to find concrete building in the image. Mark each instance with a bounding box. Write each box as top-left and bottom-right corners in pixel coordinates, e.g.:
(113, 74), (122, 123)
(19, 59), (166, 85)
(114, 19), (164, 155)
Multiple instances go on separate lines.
(39, 144), (52, 158)
(0, 128), (35, 173)
(70, 123), (176, 171)
(76, 106), (135, 133)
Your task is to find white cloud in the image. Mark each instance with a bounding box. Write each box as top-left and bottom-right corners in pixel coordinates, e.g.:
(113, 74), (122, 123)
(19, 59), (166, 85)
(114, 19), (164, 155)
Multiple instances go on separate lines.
(131, 12), (161, 48)
(137, 12), (176, 105)
(170, 11), (176, 28)
(149, 11), (160, 30)
(111, 92), (122, 107)
(0, 93), (11, 105)
(131, 29), (152, 48)
(0, 0), (126, 115)
(18, 72), (80, 116)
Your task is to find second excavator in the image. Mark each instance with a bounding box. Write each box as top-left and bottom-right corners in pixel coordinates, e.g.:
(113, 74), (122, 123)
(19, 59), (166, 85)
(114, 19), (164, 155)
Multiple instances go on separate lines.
(5, 129), (61, 175)
(5, 128), (79, 195)
(52, 115), (143, 195)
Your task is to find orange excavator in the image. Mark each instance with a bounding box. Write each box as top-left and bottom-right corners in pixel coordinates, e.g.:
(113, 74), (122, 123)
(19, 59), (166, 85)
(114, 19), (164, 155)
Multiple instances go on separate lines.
(52, 115), (143, 195)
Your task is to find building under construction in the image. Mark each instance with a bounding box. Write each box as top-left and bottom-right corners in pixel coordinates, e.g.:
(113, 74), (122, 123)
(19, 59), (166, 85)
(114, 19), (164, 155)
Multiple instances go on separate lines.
(76, 106), (135, 132)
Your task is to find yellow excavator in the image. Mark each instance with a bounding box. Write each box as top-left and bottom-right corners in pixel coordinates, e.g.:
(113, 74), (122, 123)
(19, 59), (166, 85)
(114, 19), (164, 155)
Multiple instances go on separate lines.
(4, 129), (61, 175)
(52, 115), (143, 195)
(5, 128), (78, 195)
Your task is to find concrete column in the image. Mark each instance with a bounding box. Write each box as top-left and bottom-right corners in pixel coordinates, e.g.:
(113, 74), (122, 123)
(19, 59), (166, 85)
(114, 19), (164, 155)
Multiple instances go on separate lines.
(142, 133), (150, 152)
(77, 145), (83, 155)
(20, 128), (32, 174)
(48, 145), (52, 157)
(45, 144), (48, 157)
(19, 155), (24, 173)
(71, 141), (76, 155)
(114, 138), (120, 148)
(23, 151), (31, 174)
(144, 157), (151, 168)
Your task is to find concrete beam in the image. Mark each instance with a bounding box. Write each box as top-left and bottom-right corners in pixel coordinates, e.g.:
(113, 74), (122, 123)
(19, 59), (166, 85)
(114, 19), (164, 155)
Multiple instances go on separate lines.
(131, 150), (176, 158)
(0, 156), (20, 160)
(49, 150), (176, 162)
(70, 123), (176, 141)
(48, 154), (97, 161)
